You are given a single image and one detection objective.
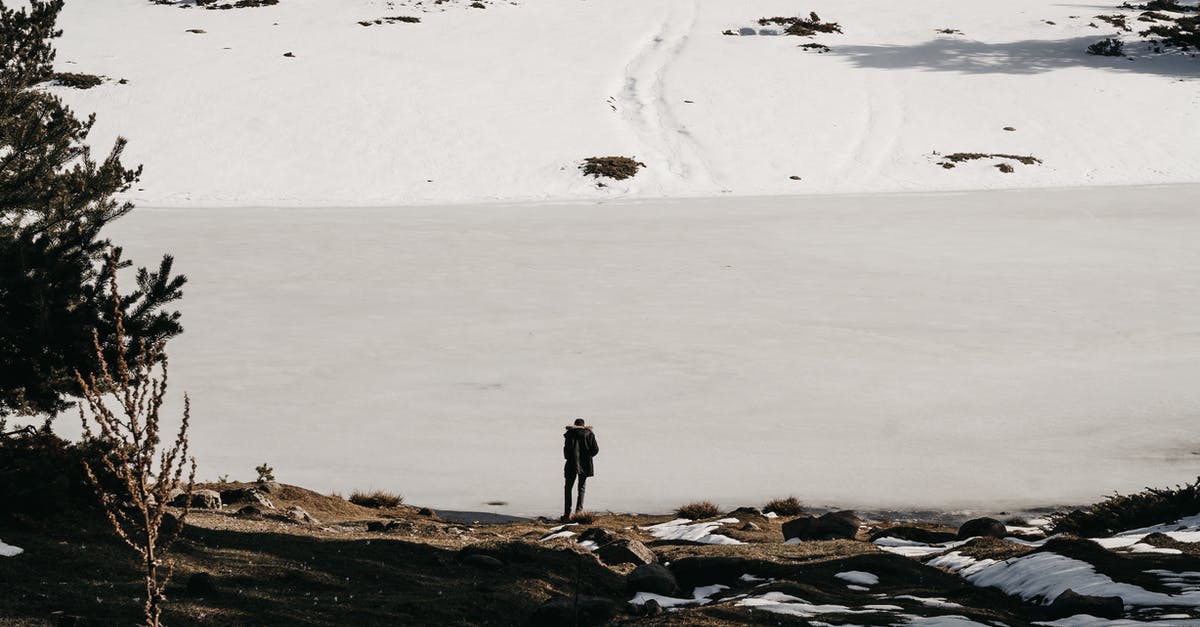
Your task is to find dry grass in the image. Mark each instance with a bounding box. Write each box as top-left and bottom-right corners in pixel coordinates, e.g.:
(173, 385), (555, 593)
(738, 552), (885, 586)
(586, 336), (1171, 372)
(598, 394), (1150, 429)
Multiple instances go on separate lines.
(568, 511), (596, 524)
(676, 501), (722, 520)
(348, 490), (404, 509)
(763, 496), (805, 516)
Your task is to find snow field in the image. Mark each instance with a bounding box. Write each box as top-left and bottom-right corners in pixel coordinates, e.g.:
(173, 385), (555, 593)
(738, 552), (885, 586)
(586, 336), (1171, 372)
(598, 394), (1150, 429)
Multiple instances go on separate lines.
(50, 0), (1200, 207)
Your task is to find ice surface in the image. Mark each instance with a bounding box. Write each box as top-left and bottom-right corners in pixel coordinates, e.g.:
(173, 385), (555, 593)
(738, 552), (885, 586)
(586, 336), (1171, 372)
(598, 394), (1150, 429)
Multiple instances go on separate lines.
(79, 186), (1200, 515)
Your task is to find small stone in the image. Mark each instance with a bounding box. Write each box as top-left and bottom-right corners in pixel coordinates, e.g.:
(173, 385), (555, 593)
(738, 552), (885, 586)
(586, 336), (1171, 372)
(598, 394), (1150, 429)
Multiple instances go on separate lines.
(957, 517), (1007, 540)
(1047, 589), (1124, 619)
(596, 539), (657, 566)
(283, 52), (295, 57)
(1003, 126), (1016, 131)
(283, 506), (319, 525)
(235, 505), (264, 520)
(185, 28), (206, 34)
(789, 175), (802, 180)
(186, 572), (217, 596)
(627, 563), (676, 595)
(642, 598), (662, 616)
(171, 489), (221, 510)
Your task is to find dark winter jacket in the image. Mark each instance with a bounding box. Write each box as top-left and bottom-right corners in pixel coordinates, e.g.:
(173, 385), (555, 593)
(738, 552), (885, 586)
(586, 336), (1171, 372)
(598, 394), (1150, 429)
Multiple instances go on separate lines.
(563, 426), (599, 478)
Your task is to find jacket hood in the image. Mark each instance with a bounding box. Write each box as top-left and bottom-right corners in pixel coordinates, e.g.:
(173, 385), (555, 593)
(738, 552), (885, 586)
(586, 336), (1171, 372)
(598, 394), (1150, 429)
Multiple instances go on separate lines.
(564, 425), (592, 431)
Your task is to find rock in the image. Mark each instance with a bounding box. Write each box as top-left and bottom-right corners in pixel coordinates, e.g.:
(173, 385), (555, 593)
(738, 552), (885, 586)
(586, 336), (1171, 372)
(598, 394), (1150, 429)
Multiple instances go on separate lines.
(366, 521), (389, 532)
(627, 563), (676, 595)
(578, 527), (617, 545)
(869, 526), (957, 544)
(957, 517), (1007, 540)
(220, 487), (274, 509)
(186, 572), (217, 596)
(642, 598), (662, 616)
(171, 489), (221, 510)
(283, 52), (295, 57)
(235, 505), (264, 520)
(256, 481), (283, 494)
(729, 506), (764, 517)
(1047, 588), (1124, 619)
(159, 511), (184, 537)
(185, 28), (206, 34)
(596, 539), (656, 566)
(462, 554), (504, 570)
(740, 522), (761, 531)
(418, 507), (437, 517)
(781, 510), (861, 541)
(282, 506), (319, 525)
(531, 595), (619, 627)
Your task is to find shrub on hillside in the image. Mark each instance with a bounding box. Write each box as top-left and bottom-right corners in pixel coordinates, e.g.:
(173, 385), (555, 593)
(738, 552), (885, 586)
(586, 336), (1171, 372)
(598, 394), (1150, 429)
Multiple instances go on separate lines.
(0, 425), (123, 521)
(1141, 15), (1200, 50)
(764, 496), (805, 516)
(676, 501), (721, 520)
(349, 490), (404, 509)
(51, 71), (103, 89)
(1050, 477), (1200, 536)
(1087, 38), (1126, 55)
(581, 156), (646, 181)
(758, 12), (843, 36)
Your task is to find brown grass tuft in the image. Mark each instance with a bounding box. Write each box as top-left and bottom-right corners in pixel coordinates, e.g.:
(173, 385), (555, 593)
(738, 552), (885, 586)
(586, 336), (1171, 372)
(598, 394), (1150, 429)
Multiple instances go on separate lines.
(349, 490), (404, 509)
(676, 501), (721, 520)
(763, 496), (805, 516)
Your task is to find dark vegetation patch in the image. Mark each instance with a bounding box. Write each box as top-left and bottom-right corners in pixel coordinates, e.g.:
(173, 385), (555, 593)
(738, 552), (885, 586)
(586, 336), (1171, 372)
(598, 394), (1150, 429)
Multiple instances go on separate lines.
(1088, 37), (1126, 55)
(935, 152), (1042, 169)
(1097, 13), (1133, 31)
(1123, 0), (1200, 12)
(763, 496), (805, 516)
(50, 71), (103, 89)
(676, 500), (722, 519)
(358, 15), (421, 26)
(1050, 476), (1200, 536)
(936, 28), (963, 34)
(580, 155), (645, 181)
(799, 42), (831, 52)
(348, 489), (404, 509)
(758, 12), (843, 36)
(152, 0), (281, 9)
(1140, 14), (1200, 50)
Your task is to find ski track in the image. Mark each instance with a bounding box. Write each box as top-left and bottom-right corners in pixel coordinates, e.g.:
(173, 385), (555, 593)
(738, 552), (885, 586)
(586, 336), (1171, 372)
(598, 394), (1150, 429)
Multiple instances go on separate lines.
(615, 0), (715, 189)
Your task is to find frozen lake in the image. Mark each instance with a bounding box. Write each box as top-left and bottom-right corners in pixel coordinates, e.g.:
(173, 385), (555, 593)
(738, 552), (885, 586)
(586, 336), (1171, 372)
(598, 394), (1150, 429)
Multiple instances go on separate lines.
(102, 185), (1200, 516)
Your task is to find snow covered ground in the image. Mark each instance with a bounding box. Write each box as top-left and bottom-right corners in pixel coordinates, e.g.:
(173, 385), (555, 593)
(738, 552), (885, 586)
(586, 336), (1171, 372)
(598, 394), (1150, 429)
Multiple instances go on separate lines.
(51, 0), (1200, 207)
(91, 185), (1200, 515)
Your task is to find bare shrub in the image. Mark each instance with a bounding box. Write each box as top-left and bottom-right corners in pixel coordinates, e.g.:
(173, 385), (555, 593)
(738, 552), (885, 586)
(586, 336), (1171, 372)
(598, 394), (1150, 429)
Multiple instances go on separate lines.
(76, 267), (196, 627)
(581, 156), (646, 180)
(1087, 37), (1126, 55)
(676, 501), (721, 519)
(349, 490), (404, 509)
(1050, 477), (1200, 536)
(758, 12), (843, 36)
(764, 496), (805, 516)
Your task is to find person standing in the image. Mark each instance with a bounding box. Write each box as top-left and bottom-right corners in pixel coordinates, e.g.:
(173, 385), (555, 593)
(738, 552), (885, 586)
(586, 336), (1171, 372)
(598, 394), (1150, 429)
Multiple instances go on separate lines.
(562, 418), (599, 521)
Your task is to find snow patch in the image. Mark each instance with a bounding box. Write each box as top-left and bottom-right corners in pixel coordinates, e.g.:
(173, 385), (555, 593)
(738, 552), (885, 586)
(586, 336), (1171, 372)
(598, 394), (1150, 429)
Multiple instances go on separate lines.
(631, 584), (728, 608)
(0, 540), (23, 557)
(835, 571), (880, 587)
(641, 518), (742, 545)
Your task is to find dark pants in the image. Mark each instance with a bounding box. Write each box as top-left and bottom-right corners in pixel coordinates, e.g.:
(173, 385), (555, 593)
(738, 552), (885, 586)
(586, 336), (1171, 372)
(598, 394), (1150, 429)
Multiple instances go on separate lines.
(564, 473), (587, 516)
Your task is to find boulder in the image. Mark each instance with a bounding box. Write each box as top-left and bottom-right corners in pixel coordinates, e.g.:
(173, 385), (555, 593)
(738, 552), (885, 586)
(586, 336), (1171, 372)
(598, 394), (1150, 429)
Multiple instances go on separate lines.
(234, 505), (264, 520)
(366, 521), (389, 532)
(596, 539), (656, 566)
(531, 595), (619, 627)
(220, 487), (274, 509)
(869, 526), (957, 544)
(1047, 589), (1124, 619)
(957, 517), (1007, 540)
(578, 527), (617, 546)
(186, 572), (217, 596)
(282, 506), (319, 525)
(256, 481), (283, 494)
(171, 489), (222, 510)
(462, 554), (504, 570)
(642, 598), (662, 616)
(626, 563), (676, 595)
(781, 510), (861, 541)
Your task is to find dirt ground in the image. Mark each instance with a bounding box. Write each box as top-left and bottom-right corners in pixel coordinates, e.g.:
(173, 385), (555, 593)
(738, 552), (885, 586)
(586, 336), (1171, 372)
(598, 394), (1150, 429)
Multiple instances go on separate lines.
(2, 484), (1199, 625)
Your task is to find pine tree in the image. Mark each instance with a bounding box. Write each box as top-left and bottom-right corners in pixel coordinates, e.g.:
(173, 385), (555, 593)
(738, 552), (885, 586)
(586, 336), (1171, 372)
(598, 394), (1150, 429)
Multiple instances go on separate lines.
(0, 0), (187, 419)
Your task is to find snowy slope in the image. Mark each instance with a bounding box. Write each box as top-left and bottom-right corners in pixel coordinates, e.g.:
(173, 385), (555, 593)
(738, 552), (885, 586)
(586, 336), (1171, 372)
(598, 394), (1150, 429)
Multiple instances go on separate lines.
(51, 0), (1200, 207)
